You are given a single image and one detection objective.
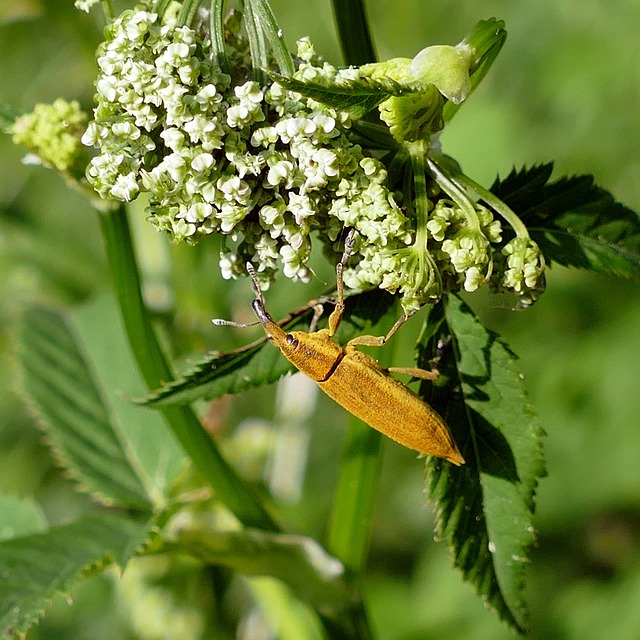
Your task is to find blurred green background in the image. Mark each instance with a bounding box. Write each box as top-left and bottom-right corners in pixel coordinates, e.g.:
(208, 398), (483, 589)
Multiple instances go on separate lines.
(1, 0), (639, 638)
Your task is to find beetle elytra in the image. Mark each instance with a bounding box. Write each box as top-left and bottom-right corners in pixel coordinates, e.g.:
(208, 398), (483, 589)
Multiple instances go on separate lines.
(214, 234), (464, 465)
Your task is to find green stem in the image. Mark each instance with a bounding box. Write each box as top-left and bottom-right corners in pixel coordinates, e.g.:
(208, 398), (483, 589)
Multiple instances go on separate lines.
(210, 0), (230, 73)
(407, 140), (430, 249)
(452, 169), (531, 238)
(426, 156), (481, 231)
(327, 415), (383, 571)
(98, 205), (278, 531)
(100, 0), (113, 22)
(330, 0), (377, 65)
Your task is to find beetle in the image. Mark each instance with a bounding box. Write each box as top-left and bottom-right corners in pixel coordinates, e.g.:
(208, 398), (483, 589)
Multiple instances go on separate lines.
(215, 233), (464, 465)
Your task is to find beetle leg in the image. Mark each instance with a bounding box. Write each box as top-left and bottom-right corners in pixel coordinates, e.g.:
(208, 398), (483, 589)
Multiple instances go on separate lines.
(386, 366), (439, 381)
(309, 303), (325, 332)
(347, 311), (414, 347)
(328, 229), (358, 337)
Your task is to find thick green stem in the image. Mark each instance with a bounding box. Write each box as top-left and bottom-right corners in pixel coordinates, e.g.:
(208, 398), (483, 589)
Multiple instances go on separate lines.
(99, 205), (278, 531)
(330, 0), (377, 65)
(407, 139), (431, 249)
(327, 415), (383, 571)
(100, 0), (113, 22)
(426, 156), (481, 232)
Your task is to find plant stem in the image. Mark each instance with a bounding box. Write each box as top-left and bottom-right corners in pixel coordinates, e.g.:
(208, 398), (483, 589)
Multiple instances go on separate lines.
(99, 205), (278, 531)
(453, 169), (531, 238)
(327, 416), (383, 570)
(324, 5), (381, 636)
(330, 0), (377, 65)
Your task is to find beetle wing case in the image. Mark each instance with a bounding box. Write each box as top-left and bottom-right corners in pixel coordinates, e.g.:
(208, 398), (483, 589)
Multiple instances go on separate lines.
(319, 346), (464, 465)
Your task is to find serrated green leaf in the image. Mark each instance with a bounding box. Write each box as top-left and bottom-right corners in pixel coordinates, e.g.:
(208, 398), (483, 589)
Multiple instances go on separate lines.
(0, 496), (47, 542)
(143, 290), (396, 407)
(419, 296), (545, 634)
(0, 513), (152, 636)
(273, 75), (408, 119)
(15, 295), (185, 510)
(491, 163), (640, 278)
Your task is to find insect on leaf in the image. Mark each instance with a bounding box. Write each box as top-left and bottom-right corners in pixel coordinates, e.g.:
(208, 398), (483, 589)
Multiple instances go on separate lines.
(142, 289), (396, 407)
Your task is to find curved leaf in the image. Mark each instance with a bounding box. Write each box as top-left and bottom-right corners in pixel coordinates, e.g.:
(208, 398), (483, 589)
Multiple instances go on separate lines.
(273, 74), (408, 119)
(419, 295), (545, 633)
(491, 163), (640, 278)
(0, 513), (152, 636)
(15, 296), (185, 510)
(172, 527), (350, 615)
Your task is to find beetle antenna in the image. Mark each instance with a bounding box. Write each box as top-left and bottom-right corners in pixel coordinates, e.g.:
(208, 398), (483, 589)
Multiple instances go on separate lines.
(335, 229), (357, 304)
(211, 318), (260, 328)
(245, 262), (266, 306)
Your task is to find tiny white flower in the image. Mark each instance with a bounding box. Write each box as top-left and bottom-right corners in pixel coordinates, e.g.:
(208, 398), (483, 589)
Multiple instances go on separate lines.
(110, 172), (139, 201)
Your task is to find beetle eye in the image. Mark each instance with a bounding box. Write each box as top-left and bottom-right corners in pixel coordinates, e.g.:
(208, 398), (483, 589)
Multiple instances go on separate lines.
(285, 334), (298, 347)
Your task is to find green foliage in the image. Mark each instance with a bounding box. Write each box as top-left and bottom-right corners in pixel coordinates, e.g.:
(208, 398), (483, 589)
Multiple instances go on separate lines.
(0, 513), (153, 636)
(492, 164), (640, 278)
(420, 296), (545, 632)
(273, 74), (408, 119)
(15, 296), (185, 510)
(170, 526), (351, 617)
(0, 496), (47, 542)
(1, 1), (639, 639)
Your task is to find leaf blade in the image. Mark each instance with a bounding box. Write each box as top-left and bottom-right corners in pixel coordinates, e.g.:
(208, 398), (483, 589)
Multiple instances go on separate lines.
(0, 513), (152, 636)
(491, 164), (640, 278)
(15, 296), (185, 510)
(420, 296), (545, 633)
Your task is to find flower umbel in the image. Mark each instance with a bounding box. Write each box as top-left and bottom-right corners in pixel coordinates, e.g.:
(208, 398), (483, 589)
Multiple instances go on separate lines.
(81, 8), (544, 309)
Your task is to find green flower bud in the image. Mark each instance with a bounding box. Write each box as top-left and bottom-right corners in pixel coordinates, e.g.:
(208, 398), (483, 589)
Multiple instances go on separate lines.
(9, 99), (88, 176)
(378, 85), (445, 143)
(408, 44), (473, 104)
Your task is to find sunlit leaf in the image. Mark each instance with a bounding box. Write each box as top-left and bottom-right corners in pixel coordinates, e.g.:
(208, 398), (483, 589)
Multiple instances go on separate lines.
(15, 295), (185, 510)
(173, 527), (350, 616)
(419, 296), (545, 633)
(0, 496), (47, 542)
(273, 74), (408, 119)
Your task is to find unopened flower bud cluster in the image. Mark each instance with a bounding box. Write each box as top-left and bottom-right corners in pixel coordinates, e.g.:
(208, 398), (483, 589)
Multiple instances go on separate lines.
(82, 5), (545, 308)
(10, 98), (88, 174)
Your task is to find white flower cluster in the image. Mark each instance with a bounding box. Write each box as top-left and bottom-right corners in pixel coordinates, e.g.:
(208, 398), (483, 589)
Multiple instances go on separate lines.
(82, 6), (544, 309)
(426, 200), (502, 293)
(83, 8), (410, 286)
(497, 236), (546, 307)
